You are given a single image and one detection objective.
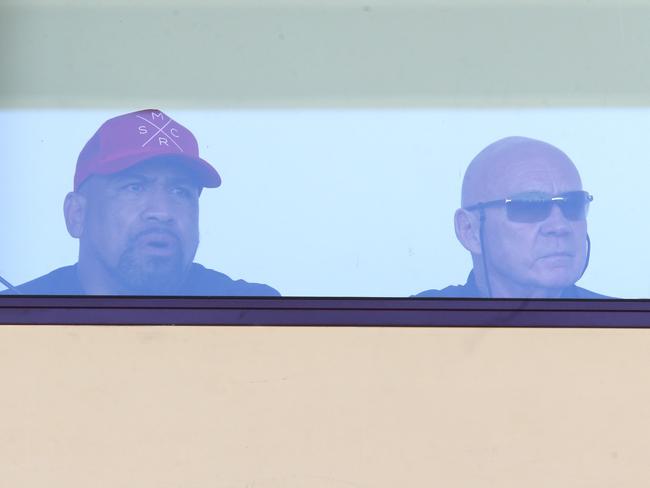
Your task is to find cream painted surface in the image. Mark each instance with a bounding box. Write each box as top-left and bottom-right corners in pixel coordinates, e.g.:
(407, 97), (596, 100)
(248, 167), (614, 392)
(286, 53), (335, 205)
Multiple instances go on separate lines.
(0, 326), (648, 487)
(4, 0), (650, 7)
(2, 3), (650, 107)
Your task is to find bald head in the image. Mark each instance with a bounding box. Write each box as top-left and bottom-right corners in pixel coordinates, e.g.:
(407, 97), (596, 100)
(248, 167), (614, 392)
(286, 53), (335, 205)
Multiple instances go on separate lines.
(461, 136), (583, 208)
(454, 136), (590, 298)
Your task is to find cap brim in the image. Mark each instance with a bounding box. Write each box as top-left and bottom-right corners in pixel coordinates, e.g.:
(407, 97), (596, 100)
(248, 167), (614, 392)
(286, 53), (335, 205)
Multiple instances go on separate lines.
(75, 153), (221, 190)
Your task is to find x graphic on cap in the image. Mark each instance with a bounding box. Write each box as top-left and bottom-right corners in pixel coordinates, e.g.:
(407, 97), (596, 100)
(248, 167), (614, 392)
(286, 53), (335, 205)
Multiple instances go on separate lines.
(136, 114), (184, 152)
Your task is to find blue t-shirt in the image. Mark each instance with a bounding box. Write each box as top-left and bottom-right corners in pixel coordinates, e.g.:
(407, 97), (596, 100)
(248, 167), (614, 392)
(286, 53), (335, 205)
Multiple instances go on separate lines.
(2, 263), (280, 296)
(414, 271), (610, 299)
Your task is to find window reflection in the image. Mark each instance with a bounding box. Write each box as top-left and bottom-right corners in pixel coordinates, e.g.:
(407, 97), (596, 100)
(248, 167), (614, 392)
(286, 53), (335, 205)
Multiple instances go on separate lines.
(0, 108), (645, 298)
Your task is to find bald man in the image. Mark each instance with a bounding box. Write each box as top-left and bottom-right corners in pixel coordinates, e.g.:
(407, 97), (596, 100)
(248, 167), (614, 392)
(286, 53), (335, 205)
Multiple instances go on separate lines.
(415, 136), (607, 299)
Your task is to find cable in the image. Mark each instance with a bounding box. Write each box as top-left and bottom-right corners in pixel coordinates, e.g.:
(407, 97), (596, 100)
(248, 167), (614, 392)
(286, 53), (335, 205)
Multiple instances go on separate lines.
(579, 234), (591, 280)
(0, 274), (22, 294)
(478, 207), (493, 298)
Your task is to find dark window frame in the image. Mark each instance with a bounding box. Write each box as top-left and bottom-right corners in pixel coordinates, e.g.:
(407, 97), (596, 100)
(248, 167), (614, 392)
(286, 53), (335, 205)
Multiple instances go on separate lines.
(1, 296), (648, 328)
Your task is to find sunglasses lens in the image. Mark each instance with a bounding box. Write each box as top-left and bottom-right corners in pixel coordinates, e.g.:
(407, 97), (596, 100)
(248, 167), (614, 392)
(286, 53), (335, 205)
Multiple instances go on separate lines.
(559, 192), (590, 220)
(505, 191), (591, 222)
(506, 199), (552, 222)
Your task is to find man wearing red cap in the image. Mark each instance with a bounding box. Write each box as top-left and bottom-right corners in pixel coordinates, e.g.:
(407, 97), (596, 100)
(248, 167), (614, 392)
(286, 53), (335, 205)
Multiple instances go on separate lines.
(9, 109), (280, 296)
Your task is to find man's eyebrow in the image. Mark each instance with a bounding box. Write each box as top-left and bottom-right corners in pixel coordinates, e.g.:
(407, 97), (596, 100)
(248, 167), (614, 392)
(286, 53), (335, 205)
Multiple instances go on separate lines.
(110, 173), (152, 184)
(510, 190), (550, 198)
(170, 177), (199, 186)
(166, 175), (201, 188)
(108, 172), (199, 188)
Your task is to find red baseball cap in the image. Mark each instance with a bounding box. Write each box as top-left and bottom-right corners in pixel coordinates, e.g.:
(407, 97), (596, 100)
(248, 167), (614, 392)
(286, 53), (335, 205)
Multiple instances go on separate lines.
(74, 109), (221, 191)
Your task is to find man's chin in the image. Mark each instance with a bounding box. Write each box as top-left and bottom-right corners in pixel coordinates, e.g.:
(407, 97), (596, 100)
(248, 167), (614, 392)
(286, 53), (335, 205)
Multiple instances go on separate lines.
(116, 254), (187, 294)
(533, 271), (581, 291)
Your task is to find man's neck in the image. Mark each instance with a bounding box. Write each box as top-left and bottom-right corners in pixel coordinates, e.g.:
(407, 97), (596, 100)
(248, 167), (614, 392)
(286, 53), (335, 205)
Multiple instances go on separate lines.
(77, 248), (193, 295)
(76, 259), (130, 295)
(472, 269), (565, 299)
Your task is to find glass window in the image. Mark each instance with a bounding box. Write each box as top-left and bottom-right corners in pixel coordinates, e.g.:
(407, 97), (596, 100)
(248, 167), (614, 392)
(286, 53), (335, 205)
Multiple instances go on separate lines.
(1, 1), (648, 307)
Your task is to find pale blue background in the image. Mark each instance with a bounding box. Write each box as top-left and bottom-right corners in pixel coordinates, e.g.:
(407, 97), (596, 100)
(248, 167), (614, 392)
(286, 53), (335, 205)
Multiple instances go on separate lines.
(0, 108), (647, 297)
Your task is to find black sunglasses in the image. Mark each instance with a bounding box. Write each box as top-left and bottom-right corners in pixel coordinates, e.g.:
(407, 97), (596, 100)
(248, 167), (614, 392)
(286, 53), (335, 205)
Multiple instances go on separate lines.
(464, 190), (593, 223)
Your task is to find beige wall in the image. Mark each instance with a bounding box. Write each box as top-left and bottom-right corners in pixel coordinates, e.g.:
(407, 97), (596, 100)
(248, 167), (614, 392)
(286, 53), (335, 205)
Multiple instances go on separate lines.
(1, 326), (649, 487)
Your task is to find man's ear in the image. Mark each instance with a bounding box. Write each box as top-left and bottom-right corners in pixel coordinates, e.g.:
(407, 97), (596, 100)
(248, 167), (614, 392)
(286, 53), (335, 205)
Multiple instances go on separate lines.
(454, 208), (482, 254)
(64, 191), (87, 238)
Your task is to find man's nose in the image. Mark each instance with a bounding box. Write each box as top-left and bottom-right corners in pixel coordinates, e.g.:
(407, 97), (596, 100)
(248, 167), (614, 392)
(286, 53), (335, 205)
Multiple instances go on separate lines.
(540, 204), (571, 235)
(141, 190), (175, 223)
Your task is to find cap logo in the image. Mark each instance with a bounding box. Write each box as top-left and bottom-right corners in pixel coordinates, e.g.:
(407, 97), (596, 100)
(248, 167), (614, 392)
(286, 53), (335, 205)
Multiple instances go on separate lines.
(136, 111), (184, 152)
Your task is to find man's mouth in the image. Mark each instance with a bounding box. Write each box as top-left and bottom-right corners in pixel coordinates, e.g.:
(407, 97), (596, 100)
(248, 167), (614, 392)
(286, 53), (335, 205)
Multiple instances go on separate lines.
(541, 251), (573, 258)
(135, 231), (180, 256)
(538, 251), (575, 265)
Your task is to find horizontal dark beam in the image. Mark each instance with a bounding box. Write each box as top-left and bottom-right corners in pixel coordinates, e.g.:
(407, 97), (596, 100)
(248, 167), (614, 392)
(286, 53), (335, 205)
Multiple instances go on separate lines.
(1, 296), (648, 327)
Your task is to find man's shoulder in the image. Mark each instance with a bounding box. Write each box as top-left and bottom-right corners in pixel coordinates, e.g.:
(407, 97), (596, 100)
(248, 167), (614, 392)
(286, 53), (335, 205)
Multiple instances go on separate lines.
(2, 265), (82, 295)
(562, 285), (613, 299)
(412, 285), (478, 298)
(412, 273), (612, 299)
(414, 284), (613, 299)
(184, 264), (281, 296)
(413, 273), (479, 298)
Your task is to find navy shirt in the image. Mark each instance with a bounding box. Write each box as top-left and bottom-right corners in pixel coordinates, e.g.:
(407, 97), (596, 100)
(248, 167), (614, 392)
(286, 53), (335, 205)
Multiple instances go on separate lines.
(2, 263), (280, 296)
(414, 271), (610, 299)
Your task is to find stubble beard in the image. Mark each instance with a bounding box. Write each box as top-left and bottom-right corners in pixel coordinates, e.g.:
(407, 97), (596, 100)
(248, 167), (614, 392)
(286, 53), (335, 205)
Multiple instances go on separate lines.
(114, 247), (187, 294)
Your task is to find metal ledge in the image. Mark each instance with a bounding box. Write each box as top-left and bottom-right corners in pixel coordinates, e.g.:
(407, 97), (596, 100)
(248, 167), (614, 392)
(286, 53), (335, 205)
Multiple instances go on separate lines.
(1, 296), (647, 327)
